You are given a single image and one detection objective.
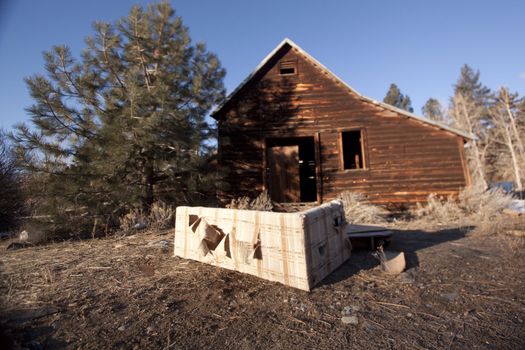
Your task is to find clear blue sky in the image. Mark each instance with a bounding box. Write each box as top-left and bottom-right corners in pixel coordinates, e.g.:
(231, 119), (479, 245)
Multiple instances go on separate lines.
(1, 0), (524, 130)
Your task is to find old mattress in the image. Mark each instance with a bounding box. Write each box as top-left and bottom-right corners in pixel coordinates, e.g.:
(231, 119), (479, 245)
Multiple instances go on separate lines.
(173, 200), (352, 291)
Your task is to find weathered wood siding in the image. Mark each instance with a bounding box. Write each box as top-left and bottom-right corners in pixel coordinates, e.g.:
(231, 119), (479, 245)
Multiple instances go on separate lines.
(216, 44), (469, 207)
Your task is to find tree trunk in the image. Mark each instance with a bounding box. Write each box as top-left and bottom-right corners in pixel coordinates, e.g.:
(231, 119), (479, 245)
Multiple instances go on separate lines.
(497, 89), (524, 191)
(470, 140), (488, 189)
(143, 163), (154, 213)
(456, 95), (488, 189)
(502, 89), (525, 157)
(503, 122), (523, 190)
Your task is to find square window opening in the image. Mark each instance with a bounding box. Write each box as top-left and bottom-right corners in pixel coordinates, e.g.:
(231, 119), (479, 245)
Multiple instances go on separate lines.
(341, 130), (365, 170)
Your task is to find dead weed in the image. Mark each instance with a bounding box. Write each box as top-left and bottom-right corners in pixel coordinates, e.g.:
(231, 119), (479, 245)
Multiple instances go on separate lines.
(226, 191), (273, 211)
(411, 186), (515, 235)
(338, 191), (388, 224)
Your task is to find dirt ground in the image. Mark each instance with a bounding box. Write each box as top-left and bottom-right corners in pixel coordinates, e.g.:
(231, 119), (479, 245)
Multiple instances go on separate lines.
(1, 218), (524, 349)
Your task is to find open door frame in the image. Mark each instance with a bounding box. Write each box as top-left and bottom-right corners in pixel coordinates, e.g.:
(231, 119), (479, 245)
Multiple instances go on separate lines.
(262, 135), (322, 204)
(314, 132), (322, 204)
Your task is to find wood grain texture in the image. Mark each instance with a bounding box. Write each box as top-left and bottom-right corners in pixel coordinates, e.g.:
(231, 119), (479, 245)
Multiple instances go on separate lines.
(215, 44), (469, 207)
(267, 145), (300, 202)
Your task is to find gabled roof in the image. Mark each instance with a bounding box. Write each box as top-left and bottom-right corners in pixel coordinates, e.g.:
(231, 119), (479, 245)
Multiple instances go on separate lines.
(212, 38), (473, 140)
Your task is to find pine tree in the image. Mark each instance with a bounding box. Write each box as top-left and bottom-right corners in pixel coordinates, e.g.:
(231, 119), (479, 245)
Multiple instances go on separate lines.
(454, 65), (491, 103)
(0, 131), (24, 231)
(383, 83), (413, 112)
(422, 98), (446, 123)
(11, 2), (225, 236)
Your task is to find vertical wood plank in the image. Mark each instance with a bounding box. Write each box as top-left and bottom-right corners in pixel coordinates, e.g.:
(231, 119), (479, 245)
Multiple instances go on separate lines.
(268, 145), (300, 202)
(314, 132), (322, 203)
(360, 128), (368, 170)
(337, 131), (344, 171)
(262, 138), (267, 191)
(457, 137), (471, 187)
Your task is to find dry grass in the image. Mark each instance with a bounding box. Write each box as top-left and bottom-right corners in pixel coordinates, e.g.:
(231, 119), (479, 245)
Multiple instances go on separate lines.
(226, 196), (251, 210)
(338, 191), (388, 224)
(411, 186), (515, 234)
(119, 208), (147, 232)
(226, 191), (273, 211)
(1, 226), (524, 349)
(411, 194), (462, 224)
(118, 201), (175, 233)
(500, 234), (525, 251)
(148, 202), (174, 230)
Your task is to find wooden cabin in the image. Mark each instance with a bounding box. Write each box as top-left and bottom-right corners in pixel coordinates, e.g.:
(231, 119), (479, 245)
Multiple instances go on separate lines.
(212, 38), (472, 208)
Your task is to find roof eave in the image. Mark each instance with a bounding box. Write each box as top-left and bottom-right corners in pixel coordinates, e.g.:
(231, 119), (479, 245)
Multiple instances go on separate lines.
(211, 38), (294, 119)
(211, 38), (474, 140)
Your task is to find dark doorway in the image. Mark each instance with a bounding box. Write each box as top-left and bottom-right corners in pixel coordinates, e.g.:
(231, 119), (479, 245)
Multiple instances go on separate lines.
(266, 137), (317, 203)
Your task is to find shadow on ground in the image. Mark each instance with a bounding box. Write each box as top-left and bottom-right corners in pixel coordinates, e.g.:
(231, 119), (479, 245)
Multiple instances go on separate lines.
(320, 226), (474, 286)
(0, 307), (68, 349)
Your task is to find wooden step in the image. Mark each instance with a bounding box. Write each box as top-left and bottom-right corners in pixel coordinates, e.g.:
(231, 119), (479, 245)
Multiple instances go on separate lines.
(345, 224), (393, 249)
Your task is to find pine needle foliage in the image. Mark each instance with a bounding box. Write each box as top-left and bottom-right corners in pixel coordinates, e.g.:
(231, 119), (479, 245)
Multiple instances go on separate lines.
(0, 131), (24, 231)
(11, 2), (225, 237)
(383, 83), (413, 113)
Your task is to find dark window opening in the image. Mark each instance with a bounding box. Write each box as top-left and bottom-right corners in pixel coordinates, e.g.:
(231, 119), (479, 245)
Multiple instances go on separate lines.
(279, 60), (297, 76)
(279, 67), (295, 75)
(341, 130), (365, 170)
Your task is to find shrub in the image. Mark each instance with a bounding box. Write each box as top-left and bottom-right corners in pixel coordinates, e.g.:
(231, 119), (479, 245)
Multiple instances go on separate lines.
(458, 186), (513, 220)
(119, 201), (175, 234)
(412, 186), (514, 233)
(148, 202), (174, 230)
(248, 191), (274, 211)
(412, 194), (462, 224)
(119, 208), (148, 233)
(338, 191), (387, 224)
(226, 191), (274, 211)
(226, 196), (251, 210)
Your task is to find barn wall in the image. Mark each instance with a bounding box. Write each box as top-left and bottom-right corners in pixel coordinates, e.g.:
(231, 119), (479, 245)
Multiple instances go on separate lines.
(216, 45), (468, 207)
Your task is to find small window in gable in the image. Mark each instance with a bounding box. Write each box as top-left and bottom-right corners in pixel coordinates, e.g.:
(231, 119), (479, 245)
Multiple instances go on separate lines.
(279, 60), (297, 76)
(341, 130), (366, 170)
